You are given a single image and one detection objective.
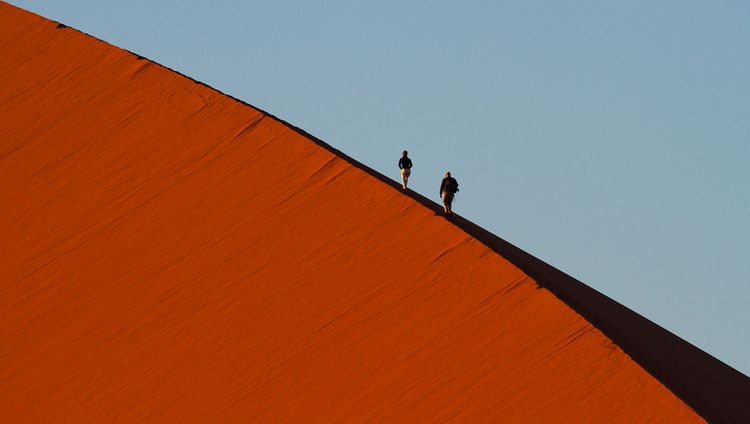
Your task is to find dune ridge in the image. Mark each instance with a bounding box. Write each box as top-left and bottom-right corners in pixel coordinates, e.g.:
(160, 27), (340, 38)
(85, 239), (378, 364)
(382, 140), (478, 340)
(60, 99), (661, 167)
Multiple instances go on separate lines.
(1, 2), (748, 422)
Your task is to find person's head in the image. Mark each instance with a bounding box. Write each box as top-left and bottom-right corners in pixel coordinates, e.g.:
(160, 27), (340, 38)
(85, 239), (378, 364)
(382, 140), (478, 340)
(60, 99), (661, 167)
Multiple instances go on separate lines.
(445, 171), (451, 177)
(402, 150), (408, 157)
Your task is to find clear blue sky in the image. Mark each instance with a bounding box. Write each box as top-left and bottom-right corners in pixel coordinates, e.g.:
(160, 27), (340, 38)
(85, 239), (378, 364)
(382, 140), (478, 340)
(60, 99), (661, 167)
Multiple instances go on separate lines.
(10, 0), (749, 375)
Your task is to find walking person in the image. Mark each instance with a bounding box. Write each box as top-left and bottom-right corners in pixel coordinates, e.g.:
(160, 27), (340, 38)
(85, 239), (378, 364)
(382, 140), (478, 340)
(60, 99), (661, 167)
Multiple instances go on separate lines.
(398, 150), (412, 190)
(439, 171), (459, 216)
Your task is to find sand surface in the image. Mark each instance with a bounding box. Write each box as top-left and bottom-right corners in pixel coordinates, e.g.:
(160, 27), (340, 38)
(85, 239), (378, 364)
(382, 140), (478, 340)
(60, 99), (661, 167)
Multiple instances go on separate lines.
(1, 3), (705, 422)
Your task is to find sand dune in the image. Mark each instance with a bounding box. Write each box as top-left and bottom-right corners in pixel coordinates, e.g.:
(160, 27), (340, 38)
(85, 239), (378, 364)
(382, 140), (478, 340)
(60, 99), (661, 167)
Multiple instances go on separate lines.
(1, 2), (747, 422)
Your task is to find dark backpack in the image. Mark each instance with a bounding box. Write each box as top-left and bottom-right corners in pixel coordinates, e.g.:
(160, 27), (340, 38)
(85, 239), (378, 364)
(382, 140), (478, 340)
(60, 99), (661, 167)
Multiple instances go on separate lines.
(449, 178), (459, 193)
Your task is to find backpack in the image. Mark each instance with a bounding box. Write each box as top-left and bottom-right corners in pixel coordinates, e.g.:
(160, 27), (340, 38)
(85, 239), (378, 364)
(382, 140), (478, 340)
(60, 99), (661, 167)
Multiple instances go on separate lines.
(449, 178), (459, 193)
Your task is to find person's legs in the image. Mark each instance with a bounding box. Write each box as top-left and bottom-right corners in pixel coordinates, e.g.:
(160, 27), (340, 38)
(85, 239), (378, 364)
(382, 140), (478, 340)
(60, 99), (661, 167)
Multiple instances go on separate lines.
(442, 192), (453, 214)
(401, 168), (410, 189)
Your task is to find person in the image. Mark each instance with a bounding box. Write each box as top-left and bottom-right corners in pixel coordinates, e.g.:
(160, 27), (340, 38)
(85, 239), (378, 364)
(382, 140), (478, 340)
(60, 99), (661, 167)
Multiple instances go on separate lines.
(439, 171), (459, 216)
(398, 150), (412, 190)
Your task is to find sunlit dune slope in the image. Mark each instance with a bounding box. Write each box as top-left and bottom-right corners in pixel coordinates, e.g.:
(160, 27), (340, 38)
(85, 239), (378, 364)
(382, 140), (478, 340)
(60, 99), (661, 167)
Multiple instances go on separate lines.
(0, 3), (736, 422)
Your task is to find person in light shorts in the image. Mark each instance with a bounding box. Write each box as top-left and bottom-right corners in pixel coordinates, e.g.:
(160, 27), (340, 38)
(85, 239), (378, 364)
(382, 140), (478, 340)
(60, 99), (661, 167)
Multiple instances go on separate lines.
(439, 171), (459, 216)
(398, 150), (412, 190)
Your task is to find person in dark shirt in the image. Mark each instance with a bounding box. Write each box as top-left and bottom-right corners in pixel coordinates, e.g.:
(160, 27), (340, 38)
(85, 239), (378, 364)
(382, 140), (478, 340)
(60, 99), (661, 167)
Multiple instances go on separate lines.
(439, 171), (459, 216)
(398, 150), (413, 190)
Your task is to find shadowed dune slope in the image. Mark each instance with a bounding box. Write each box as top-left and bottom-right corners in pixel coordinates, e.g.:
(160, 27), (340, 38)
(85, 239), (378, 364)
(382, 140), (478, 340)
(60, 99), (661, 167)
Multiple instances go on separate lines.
(1, 3), (746, 422)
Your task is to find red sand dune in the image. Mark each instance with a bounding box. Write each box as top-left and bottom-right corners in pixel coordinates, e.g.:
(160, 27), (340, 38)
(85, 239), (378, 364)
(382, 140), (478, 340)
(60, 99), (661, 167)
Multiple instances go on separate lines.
(1, 3), (748, 422)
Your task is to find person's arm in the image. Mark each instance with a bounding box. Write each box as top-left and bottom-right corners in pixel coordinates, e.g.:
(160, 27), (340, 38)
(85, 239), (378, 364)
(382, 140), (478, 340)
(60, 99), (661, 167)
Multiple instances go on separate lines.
(439, 179), (445, 196)
(398, 159), (402, 169)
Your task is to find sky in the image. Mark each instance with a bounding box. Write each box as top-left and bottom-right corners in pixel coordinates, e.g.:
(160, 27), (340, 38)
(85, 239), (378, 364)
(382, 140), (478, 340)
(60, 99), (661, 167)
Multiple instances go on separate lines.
(8, 0), (749, 376)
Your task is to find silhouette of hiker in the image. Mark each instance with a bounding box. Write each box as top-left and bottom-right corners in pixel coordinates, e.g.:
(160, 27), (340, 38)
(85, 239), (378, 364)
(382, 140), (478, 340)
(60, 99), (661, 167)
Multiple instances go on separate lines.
(398, 150), (412, 190)
(439, 171), (459, 216)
